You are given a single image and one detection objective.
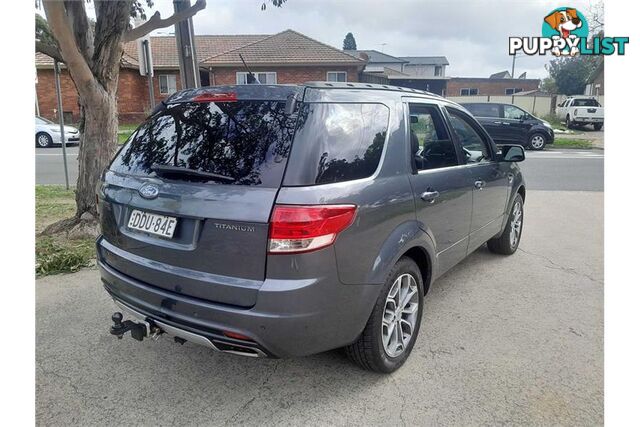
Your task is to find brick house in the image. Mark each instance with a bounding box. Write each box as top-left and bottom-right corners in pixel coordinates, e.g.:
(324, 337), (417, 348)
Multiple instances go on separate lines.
(35, 29), (364, 124)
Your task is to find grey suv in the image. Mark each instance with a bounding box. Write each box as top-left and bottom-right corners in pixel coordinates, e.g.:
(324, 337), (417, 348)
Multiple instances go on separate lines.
(97, 83), (526, 373)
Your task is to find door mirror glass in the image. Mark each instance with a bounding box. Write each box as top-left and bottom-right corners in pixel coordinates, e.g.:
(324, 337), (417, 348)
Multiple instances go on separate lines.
(500, 144), (525, 162)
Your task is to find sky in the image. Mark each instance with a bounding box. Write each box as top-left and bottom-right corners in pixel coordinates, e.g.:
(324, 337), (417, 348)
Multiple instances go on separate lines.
(144, 0), (596, 79)
(40, 0), (597, 79)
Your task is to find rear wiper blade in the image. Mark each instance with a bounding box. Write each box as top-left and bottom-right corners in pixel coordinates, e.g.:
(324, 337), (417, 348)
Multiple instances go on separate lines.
(151, 164), (235, 183)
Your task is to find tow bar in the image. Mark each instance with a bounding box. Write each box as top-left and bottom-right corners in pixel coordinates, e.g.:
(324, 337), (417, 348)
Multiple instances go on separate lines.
(109, 312), (163, 342)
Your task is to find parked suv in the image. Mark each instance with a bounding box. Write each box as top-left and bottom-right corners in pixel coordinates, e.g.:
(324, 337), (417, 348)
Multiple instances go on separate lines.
(97, 83), (526, 373)
(461, 102), (554, 150)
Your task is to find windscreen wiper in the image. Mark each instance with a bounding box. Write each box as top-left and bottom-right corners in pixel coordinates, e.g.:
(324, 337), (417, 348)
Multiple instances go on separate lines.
(151, 164), (235, 183)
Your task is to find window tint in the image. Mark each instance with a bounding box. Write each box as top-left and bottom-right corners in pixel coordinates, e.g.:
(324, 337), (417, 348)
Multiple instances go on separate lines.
(409, 104), (458, 171)
(283, 103), (389, 185)
(446, 108), (492, 164)
(464, 103), (499, 118)
(110, 100), (299, 187)
(572, 98), (601, 107)
(503, 105), (527, 120)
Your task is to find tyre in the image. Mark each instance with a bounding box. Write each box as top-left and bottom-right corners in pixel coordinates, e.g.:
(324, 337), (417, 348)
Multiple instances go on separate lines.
(345, 257), (424, 373)
(36, 132), (53, 148)
(528, 133), (547, 151)
(488, 194), (524, 255)
(593, 123), (603, 131)
(565, 115), (573, 129)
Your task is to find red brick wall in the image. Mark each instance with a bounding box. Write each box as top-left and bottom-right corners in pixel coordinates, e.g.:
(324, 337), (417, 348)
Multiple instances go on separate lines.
(446, 78), (540, 96)
(36, 68), (182, 124)
(36, 68), (81, 122)
(36, 65), (360, 125)
(210, 66), (359, 86)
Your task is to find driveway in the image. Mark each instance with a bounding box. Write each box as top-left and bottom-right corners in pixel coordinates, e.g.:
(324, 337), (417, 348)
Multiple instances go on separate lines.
(36, 189), (603, 425)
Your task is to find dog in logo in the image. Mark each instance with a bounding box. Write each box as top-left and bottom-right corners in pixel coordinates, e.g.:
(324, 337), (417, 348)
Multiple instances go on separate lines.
(544, 8), (583, 56)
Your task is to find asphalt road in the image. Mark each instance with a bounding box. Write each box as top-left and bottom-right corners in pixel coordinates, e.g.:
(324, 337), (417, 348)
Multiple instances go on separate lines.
(35, 146), (79, 186)
(36, 146), (604, 191)
(36, 189), (603, 424)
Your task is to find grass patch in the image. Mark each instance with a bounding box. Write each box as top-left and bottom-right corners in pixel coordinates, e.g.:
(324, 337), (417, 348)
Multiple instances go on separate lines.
(36, 185), (95, 276)
(118, 123), (139, 144)
(540, 114), (564, 129)
(553, 138), (594, 149)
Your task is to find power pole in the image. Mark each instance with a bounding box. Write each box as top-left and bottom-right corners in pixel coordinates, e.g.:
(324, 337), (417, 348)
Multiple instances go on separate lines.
(174, 0), (200, 89)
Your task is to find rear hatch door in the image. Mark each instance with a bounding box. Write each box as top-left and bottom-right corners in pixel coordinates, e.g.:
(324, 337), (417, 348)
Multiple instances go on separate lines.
(98, 86), (302, 307)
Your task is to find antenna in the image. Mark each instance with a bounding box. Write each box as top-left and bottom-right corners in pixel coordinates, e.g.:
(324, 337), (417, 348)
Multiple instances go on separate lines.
(239, 54), (259, 84)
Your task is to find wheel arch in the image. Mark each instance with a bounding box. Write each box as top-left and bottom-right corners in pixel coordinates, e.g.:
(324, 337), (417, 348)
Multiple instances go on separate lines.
(401, 246), (433, 294)
(365, 220), (436, 293)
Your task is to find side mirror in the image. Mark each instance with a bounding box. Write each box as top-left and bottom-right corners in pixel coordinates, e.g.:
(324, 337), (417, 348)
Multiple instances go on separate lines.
(499, 144), (525, 162)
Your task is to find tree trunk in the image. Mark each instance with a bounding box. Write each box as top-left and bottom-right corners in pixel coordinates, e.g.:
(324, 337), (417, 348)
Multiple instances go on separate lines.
(75, 89), (119, 217)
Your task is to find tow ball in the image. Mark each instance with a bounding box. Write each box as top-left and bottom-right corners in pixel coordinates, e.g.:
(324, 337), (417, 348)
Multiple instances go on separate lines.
(109, 312), (162, 341)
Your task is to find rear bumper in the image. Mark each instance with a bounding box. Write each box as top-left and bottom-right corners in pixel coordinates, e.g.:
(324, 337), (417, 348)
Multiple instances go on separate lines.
(574, 117), (604, 123)
(97, 239), (381, 358)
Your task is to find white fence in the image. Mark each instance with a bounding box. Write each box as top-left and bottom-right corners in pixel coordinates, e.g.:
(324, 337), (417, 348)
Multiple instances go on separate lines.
(447, 94), (604, 117)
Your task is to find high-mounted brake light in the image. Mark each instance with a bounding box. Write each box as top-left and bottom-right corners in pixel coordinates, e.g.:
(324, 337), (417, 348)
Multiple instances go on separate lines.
(268, 204), (357, 254)
(192, 92), (237, 103)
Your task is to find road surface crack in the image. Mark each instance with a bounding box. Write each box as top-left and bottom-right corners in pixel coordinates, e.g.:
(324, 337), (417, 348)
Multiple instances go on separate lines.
(517, 248), (602, 284)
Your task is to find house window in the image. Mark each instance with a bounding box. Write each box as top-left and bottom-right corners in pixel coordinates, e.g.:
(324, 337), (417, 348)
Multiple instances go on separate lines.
(434, 66), (442, 77)
(505, 88), (523, 95)
(327, 71), (347, 82)
(159, 74), (177, 95)
(236, 72), (277, 85)
(460, 88), (478, 96)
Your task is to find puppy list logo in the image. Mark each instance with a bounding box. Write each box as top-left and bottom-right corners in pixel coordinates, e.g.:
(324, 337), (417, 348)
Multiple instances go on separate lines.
(509, 6), (629, 57)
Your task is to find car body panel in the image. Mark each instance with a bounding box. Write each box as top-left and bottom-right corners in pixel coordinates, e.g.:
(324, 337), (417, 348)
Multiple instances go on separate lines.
(97, 83), (525, 358)
(461, 103), (554, 147)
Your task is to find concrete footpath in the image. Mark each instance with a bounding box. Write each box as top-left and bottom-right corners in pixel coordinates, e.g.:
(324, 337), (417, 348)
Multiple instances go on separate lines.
(36, 190), (603, 426)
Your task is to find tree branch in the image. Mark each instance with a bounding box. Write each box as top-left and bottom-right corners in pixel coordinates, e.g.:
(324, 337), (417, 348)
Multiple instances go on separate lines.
(123, 0), (206, 43)
(36, 40), (64, 63)
(42, 0), (96, 94)
(65, 0), (94, 66)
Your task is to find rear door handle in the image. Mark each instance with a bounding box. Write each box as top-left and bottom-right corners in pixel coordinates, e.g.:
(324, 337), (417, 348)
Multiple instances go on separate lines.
(420, 190), (440, 203)
(474, 180), (486, 190)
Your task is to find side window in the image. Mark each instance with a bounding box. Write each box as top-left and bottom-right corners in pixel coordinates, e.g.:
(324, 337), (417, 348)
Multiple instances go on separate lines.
(465, 103), (499, 118)
(284, 103), (389, 185)
(503, 105), (526, 120)
(408, 104), (458, 171)
(446, 108), (492, 164)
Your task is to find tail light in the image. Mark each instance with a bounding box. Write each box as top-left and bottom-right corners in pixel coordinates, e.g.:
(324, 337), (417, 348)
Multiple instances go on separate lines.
(268, 204), (357, 254)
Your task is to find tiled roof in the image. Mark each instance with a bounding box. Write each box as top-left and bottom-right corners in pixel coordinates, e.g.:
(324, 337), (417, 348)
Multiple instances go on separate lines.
(36, 31), (362, 69)
(201, 30), (365, 66)
(122, 34), (269, 68)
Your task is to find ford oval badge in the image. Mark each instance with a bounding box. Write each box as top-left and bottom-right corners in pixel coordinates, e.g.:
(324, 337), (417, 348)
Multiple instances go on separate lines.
(139, 183), (159, 199)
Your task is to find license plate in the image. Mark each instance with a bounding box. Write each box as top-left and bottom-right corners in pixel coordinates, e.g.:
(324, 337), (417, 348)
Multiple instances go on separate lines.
(128, 209), (177, 238)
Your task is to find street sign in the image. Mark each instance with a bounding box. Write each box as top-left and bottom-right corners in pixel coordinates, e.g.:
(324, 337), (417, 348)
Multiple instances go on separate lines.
(136, 34), (154, 77)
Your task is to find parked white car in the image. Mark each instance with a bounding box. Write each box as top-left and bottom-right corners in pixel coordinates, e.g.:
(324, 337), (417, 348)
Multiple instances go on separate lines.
(556, 96), (604, 130)
(35, 116), (80, 148)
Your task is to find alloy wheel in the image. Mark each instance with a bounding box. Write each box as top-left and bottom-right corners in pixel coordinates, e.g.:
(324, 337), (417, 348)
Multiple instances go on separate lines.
(381, 273), (419, 358)
(510, 200), (523, 249)
(37, 134), (50, 147)
(530, 135), (545, 150)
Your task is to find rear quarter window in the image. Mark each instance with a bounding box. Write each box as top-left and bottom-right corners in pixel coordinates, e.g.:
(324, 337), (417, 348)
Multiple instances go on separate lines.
(283, 103), (390, 185)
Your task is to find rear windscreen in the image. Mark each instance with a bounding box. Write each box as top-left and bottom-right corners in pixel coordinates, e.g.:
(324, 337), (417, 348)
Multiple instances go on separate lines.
(283, 103), (390, 185)
(110, 100), (298, 187)
(573, 99), (601, 107)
